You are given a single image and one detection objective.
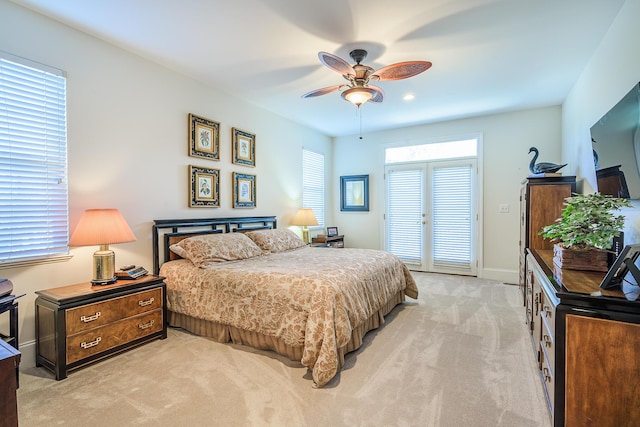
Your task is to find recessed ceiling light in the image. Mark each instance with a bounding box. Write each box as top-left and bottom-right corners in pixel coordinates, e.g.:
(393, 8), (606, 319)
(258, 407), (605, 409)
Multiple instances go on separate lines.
(403, 93), (415, 101)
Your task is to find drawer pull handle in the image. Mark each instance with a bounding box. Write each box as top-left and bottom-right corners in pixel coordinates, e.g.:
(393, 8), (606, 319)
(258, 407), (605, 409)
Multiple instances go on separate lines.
(80, 311), (101, 323)
(543, 367), (551, 382)
(139, 320), (155, 330)
(543, 334), (552, 347)
(80, 337), (102, 349)
(544, 306), (552, 317)
(138, 297), (154, 307)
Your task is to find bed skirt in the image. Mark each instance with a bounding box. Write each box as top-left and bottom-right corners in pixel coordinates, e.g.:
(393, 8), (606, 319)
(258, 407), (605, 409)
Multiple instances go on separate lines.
(168, 290), (405, 371)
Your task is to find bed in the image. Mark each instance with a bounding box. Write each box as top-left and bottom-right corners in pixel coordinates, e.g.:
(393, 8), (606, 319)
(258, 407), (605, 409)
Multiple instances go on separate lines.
(152, 216), (418, 388)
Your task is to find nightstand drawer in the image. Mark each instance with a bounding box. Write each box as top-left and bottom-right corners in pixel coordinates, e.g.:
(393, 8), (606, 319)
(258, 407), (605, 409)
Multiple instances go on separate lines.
(66, 288), (162, 335)
(66, 309), (163, 364)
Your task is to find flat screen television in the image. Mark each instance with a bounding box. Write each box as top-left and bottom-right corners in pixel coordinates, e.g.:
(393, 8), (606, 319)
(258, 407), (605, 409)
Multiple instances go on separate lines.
(600, 244), (640, 289)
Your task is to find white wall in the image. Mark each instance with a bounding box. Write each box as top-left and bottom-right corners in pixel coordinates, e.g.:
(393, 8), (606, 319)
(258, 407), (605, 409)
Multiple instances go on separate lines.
(562, 0), (640, 240)
(333, 106), (562, 283)
(0, 0), (332, 366)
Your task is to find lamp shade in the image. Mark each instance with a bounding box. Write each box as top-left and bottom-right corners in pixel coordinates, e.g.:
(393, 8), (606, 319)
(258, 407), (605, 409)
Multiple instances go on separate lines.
(69, 209), (136, 246)
(341, 87), (376, 107)
(291, 208), (318, 227)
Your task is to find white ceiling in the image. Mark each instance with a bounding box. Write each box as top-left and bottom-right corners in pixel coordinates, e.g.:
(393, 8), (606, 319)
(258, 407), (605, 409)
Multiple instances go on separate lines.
(10, 0), (626, 137)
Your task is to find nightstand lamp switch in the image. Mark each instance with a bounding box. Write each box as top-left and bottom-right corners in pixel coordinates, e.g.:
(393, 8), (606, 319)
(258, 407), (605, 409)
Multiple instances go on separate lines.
(69, 209), (136, 285)
(291, 208), (318, 244)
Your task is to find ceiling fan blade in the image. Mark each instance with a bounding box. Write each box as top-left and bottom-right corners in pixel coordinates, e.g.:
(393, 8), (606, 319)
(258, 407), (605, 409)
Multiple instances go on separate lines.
(318, 52), (355, 78)
(301, 84), (344, 98)
(369, 85), (384, 103)
(370, 61), (432, 81)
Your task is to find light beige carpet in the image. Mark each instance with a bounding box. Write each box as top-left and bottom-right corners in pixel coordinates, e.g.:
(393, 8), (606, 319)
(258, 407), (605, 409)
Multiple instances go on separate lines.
(17, 272), (551, 426)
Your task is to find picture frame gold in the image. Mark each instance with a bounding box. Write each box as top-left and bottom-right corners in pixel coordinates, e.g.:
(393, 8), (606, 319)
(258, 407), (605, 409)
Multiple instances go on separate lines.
(232, 127), (256, 167)
(189, 113), (220, 161)
(232, 172), (256, 208)
(189, 165), (220, 208)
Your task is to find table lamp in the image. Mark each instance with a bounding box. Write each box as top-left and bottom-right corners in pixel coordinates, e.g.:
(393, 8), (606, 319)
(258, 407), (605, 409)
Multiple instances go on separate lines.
(69, 209), (136, 285)
(291, 208), (318, 244)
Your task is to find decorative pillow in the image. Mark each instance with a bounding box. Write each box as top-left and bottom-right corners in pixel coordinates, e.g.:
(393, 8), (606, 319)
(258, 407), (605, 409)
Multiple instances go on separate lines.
(244, 229), (307, 253)
(169, 233), (263, 267)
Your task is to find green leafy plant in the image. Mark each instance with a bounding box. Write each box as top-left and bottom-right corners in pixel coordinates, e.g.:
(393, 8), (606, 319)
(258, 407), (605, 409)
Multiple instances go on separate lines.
(540, 192), (631, 250)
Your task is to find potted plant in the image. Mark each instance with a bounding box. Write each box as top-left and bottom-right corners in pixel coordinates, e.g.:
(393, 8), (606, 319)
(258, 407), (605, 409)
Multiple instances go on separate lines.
(540, 192), (631, 271)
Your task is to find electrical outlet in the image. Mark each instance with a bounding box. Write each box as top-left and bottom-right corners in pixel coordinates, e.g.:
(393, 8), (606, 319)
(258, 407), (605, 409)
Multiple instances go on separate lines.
(499, 204), (509, 213)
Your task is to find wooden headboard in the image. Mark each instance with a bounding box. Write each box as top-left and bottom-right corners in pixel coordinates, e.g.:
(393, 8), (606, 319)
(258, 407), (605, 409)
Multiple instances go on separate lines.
(152, 216), (277, 274)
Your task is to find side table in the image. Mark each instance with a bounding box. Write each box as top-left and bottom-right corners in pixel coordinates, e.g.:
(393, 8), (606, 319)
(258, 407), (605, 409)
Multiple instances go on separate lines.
(312, 234), (344, 248)
(35, 275), (167, 380)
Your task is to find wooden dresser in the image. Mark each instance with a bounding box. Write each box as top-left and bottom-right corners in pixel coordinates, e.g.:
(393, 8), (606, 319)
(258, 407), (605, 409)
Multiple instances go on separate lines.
(35, 275), (167, 380)
(519, 176), (576, 303)
(526, 249), (640, 427)
(0, 339), (20, 427)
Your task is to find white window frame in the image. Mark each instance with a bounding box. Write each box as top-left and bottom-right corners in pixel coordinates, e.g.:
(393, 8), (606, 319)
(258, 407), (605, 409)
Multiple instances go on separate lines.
(382, 134), (485, 277)
(0, 52), (70, 268)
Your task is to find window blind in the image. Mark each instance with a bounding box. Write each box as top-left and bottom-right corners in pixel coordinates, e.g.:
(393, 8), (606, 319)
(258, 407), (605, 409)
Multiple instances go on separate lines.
(432, 164), (473, 270)
(302, 149), (324, 228)
(0, 53), (69, 264)
(386, 168), (423, 263)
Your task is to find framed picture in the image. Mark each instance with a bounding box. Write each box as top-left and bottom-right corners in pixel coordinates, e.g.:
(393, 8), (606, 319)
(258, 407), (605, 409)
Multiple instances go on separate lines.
(232, 127), (256, 167)
(189, 165), (220, 207)
(232, 172), (256, 208)
(189, 113), (220, 160)
(327, 226), (339, 237)
(340, 174), (369, 212)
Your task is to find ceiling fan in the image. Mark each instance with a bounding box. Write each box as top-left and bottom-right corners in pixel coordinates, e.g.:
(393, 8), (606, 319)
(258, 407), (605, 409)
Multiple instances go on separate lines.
(302, 49), (432, 107)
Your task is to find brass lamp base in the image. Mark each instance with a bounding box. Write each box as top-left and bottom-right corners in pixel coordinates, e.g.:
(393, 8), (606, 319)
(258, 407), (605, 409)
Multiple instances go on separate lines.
(301, 226), (310, 244)
(92, 245), (117, 286)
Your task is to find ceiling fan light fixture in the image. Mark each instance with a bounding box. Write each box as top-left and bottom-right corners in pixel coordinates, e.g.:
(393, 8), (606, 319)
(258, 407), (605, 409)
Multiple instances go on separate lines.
(342, 87), (376, 107)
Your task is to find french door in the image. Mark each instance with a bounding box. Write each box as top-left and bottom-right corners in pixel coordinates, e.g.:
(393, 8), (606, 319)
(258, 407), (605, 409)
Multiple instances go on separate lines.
(384, 159), (477, 275)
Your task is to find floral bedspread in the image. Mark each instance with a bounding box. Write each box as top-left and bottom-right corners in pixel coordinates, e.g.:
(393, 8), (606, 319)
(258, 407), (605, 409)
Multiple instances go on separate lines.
(160, 247), (418, 387)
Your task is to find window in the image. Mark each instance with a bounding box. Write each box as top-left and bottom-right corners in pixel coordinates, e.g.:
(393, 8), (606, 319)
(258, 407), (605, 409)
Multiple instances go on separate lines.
(302, 149), (324, 228)
(0, 52), (69, 266)
(385, 139), (477, 163)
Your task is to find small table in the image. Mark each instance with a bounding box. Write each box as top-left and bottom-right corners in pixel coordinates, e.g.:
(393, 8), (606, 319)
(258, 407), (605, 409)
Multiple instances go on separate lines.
(311, 234), (344, 248)
(35, 275), (167, 380)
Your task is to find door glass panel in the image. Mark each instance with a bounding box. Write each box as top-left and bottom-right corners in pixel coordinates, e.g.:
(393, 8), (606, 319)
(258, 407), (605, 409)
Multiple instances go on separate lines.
(386, 167), (423, 264)
(432, 162), (474, 273)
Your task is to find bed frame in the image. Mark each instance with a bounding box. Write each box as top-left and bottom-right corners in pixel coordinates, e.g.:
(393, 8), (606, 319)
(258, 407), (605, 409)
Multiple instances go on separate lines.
(152, 216), (277, 274)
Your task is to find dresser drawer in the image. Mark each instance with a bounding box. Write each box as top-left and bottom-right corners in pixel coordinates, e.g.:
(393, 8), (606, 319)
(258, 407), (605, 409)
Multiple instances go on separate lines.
(541, 289), (556, 337)
(541, 314), (555, 376)
(66, 309), (163, 364)
(66, 288), (162, 335)
(541, 349), (555, 416)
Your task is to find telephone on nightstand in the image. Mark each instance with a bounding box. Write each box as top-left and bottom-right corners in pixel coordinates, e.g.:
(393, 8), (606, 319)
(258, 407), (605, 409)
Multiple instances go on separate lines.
(115, 265), (148, 280)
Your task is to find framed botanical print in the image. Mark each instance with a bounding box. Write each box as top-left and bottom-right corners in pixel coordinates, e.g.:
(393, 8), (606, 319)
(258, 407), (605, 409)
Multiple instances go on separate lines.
(340, 174), (369, 211)
(189, 113), (220, 160)
(232, 172), (256, 208)
(189, 165), (220, 207)
(232, 127), (255, 167)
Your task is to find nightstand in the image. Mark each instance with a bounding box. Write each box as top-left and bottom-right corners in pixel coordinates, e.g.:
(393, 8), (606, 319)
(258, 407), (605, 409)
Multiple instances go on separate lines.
(35, 275), (167, 380)
(311, 235), (344, 248)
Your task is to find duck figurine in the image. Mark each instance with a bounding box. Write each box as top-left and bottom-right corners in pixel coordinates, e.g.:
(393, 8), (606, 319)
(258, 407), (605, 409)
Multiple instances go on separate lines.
(528, 147), (567, 175)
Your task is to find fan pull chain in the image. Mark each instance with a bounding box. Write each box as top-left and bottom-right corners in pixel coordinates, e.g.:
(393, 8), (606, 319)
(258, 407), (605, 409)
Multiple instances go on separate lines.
(356, 106), (364, 140)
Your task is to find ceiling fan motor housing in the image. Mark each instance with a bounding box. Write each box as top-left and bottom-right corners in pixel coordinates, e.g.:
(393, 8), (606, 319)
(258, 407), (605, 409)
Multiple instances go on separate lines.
(349, 49), (368, 64)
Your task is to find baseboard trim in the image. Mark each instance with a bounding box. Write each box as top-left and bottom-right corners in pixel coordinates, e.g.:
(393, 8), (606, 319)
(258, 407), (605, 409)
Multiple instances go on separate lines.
(16, 339), (36, 369)
(481, 268), (519, 284)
